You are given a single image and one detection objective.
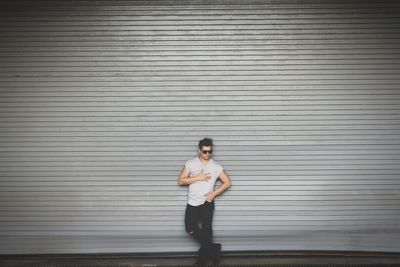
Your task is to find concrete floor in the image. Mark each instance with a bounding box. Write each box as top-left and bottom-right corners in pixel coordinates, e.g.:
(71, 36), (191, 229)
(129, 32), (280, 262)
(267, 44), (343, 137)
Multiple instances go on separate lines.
(1, 251), (400, 267)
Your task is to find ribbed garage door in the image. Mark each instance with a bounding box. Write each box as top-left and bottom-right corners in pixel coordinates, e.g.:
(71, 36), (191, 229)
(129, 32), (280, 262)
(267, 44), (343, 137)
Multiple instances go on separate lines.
(0, 0), (399, 254)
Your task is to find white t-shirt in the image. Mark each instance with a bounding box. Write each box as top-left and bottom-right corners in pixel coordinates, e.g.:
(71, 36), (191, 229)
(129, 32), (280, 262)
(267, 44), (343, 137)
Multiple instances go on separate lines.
(185, 157), (224, 206)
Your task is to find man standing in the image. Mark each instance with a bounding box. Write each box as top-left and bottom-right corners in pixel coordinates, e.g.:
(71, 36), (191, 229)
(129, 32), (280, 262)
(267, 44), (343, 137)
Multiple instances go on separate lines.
(178, 137), (231, 267)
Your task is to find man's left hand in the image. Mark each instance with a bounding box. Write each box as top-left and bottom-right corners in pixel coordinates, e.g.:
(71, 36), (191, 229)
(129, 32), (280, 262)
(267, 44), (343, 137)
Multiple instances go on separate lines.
(205, 191), (215, 202)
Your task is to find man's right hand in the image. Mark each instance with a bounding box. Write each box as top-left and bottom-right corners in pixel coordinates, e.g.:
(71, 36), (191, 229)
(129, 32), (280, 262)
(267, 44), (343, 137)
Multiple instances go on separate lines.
(197, 171), (211, 182)
(178, 167), (211, 186)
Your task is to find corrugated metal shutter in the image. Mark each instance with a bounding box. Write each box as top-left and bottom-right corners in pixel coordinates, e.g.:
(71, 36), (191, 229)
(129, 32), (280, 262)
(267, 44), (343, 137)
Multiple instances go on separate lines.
(0, 0), (399, 254)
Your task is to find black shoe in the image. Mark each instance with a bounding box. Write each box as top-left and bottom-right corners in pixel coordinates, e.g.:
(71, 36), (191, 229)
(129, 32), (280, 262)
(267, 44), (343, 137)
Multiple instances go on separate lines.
(193, 259), (207, 267)
(194, 247), (208, 267)
(210, 243), (221, 266)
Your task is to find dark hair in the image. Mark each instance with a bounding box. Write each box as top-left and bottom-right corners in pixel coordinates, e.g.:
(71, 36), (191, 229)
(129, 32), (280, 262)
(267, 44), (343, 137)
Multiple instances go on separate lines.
(198, 137), (213, 149)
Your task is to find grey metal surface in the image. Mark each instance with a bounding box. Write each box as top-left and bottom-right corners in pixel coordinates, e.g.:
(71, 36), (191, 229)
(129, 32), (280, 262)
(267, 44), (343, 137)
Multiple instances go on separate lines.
(2, 251), (400, 267)
(0, 0), (400, 254)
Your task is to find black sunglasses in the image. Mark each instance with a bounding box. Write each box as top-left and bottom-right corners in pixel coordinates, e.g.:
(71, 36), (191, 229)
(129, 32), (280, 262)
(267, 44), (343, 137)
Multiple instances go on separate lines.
(201, 150), (213, 154)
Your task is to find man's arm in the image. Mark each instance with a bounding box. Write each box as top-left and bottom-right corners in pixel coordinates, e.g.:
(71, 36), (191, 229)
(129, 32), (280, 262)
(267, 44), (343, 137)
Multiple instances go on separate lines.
(178, 166), (211, 186)
(205, 170), (231, 202)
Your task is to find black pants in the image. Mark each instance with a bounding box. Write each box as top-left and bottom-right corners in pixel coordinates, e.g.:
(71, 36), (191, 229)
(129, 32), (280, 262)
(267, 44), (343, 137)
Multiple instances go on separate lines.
(185, 201), (215, 256)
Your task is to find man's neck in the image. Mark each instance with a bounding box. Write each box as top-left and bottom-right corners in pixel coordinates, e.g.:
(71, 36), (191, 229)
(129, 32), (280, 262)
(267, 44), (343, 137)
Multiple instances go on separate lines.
(198, 157), (210, 164)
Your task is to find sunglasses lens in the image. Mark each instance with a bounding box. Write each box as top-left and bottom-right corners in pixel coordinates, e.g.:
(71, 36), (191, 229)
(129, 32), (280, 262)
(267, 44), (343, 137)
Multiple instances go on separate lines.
(202, 150), (212, 154)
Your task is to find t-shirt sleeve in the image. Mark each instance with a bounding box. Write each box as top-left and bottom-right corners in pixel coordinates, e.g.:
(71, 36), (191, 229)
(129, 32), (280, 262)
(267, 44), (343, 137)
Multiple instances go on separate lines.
(184, 160), (191, 172)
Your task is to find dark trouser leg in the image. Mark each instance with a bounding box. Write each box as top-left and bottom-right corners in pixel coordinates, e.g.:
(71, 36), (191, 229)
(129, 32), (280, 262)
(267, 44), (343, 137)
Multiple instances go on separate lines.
(185, 201), (215, 264)
(201, 201), (221, 265)
(185, 204), (201, 238)
(199, 201), (214, 250)
(185, 203), (206, 265)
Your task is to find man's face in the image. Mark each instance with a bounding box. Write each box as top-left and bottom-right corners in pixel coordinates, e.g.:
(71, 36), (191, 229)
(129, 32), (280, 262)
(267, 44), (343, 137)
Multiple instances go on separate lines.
(199, 146), (213, 161)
